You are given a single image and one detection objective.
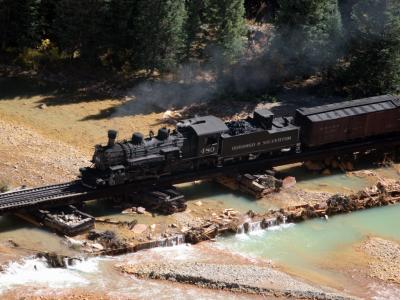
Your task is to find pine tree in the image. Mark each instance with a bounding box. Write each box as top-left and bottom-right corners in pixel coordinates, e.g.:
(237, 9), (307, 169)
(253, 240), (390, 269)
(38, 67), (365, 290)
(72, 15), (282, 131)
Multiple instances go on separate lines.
(102, 0), (139, 68)
(134, 0), (187, 72)
(338, 0), (358, 32)
(185, 0), (206, 58)
(105, 0), (138, 50)
(0, 0), (35, 50)
(206, 0), (246, 62)
(53, 0), (107, 63)
(35, 0), (57, 42)
(344, 0), (400, 96)
(272, 0), (343, 77)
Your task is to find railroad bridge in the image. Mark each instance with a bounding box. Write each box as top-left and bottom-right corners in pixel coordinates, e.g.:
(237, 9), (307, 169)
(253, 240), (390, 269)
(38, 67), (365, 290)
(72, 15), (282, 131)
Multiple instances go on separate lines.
(1, 134), (400, 215)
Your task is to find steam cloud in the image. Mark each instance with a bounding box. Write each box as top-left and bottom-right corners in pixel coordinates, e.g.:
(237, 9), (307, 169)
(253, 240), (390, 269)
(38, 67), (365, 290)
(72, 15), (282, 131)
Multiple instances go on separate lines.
(113, 63), (217, 117)
(111, 27), (273, 117)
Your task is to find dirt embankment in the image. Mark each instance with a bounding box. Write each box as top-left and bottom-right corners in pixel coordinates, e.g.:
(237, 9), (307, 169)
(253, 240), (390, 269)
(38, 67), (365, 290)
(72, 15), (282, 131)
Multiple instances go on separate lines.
(0, 119), (89, 188)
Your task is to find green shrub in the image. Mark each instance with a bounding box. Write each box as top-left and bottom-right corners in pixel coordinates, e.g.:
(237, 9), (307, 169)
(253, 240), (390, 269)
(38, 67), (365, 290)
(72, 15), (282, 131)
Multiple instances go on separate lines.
(0, 181), (9, 193)
(17, 39), (65, 71)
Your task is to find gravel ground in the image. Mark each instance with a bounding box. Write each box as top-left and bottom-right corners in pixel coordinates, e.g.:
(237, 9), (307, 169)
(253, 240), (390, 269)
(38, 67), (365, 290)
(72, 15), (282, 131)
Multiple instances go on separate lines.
(362, 237), (400, 284)
(0, 119), (89, 187)
(121, 262), (354, 299)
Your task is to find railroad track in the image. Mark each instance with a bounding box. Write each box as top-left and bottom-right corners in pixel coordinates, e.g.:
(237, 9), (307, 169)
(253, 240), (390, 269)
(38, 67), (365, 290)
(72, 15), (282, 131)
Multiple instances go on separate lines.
(1, 134), (400, 215)
(0, 181), (91, 213)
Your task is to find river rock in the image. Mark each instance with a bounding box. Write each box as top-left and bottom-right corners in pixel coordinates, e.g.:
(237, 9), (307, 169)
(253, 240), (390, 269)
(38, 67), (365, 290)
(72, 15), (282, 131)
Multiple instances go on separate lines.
(7, 239), (19, 247)
(132, 224), (147, 234)
(87, 229), (103, 240)
(321, 169), (331, 176)
(91, 243), (104, 251)
(37, 252), (67, 268)
(282, 176), (296, 188)
(122, 207), (137, 214)
(65, 236), (85, 250)
(137, 207), (146, 214)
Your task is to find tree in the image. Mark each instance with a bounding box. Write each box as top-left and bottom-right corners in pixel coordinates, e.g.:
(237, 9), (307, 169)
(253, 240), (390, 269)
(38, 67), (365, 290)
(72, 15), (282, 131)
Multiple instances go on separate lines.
(104, 0), (139, 50)
(344, 0), (400, 96)
(272, 0), (343, 78)
(0, 0), (35, 50)
(244, 0), (279, 22)
(35, 0), (57, 42)
(206, 0), (246, 62)
(185, 0), (206, 58)
(134, 0), (187, 72)
(53, 0), (108, 63)
(102, 0), (139, 68)
(338, 0), (358, 32)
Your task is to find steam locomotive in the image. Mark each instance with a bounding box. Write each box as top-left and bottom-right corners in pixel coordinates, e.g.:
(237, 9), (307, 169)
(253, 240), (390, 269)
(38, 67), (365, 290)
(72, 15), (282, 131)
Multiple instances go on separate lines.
(80, 95), (400, 188)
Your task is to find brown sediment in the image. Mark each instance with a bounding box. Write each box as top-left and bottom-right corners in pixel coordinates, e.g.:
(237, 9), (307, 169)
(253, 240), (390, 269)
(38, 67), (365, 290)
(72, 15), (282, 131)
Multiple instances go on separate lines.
(317, 235), (400, 299)
(0, 289), (112, 300)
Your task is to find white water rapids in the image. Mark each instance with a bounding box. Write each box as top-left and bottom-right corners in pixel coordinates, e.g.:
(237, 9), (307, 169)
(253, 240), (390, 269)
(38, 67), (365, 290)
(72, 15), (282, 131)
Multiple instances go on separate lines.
(0, 244), (255, 299)
(0, 256), (102, 294)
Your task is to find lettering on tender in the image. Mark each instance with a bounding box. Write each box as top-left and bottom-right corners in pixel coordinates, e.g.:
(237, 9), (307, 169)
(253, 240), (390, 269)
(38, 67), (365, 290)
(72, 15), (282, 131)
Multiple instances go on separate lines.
(231, 136), (292, 151)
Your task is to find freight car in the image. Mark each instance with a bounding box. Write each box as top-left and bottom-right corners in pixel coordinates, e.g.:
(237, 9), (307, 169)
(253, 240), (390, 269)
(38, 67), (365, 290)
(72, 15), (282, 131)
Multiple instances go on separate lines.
(295, 95), (400, 147)
(80, 94), (400, 188)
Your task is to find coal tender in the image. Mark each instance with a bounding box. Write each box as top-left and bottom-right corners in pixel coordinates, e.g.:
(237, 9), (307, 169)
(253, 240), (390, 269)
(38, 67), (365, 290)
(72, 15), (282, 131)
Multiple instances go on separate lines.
(80, 94), (400, 189)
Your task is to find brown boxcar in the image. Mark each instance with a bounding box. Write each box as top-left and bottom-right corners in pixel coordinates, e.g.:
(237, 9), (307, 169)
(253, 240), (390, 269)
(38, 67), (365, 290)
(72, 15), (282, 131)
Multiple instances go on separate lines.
(295, 95), (400, 147)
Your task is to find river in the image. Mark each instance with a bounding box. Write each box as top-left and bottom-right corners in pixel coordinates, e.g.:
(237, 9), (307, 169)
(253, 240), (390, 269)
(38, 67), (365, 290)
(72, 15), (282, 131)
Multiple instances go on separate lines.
(0, 164), (400, 298)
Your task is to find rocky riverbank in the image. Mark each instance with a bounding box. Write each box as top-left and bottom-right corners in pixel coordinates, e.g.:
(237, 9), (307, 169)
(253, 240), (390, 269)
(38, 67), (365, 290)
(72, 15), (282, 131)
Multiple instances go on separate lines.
(48, 178), (400, 259)
(121, 262), (352, 299)
(361, 237), (400, 284)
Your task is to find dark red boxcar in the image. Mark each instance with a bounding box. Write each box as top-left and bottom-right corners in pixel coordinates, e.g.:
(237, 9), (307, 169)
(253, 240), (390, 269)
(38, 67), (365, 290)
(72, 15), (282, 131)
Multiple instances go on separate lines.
(295, 95), (400, 147)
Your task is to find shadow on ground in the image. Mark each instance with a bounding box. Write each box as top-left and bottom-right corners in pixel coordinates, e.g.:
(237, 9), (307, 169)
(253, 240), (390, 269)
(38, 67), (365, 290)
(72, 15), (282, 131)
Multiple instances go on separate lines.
(1, 74), (345, 123)
(0, 76), (117, 106)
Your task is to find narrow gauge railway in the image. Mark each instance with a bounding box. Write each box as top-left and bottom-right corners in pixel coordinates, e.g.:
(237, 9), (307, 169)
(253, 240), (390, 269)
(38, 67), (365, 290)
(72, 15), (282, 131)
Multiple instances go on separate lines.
(1, 132), (399, 215)
(1, 95), (400, 214)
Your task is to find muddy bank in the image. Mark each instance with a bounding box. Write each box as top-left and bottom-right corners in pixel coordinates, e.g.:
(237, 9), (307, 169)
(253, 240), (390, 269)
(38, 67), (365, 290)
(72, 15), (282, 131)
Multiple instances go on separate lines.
(121, 262), (351, 299)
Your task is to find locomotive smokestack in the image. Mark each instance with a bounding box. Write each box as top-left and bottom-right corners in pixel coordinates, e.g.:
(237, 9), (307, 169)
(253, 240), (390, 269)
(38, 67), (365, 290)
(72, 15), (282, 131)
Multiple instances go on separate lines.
(107, 130), (117, 146)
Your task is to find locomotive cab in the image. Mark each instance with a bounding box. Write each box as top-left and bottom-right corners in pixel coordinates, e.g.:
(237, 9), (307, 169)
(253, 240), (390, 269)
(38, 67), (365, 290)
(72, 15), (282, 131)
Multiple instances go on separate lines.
(177, 116), (229, 158)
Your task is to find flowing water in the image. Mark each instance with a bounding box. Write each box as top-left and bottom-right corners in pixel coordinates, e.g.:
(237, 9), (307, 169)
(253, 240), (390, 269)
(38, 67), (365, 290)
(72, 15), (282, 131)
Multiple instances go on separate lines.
(0, 245), (256, 299)
(218, 205), (400, 273)
(1, 165), (400, 298)
(217, 205), (400, 298)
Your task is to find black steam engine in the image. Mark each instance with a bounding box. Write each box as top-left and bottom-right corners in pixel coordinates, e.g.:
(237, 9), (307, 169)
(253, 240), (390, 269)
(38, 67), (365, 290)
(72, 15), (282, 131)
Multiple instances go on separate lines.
(80, 95), (400, 188)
